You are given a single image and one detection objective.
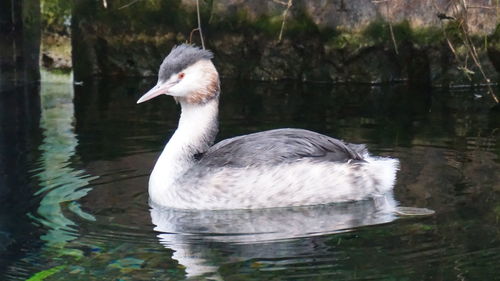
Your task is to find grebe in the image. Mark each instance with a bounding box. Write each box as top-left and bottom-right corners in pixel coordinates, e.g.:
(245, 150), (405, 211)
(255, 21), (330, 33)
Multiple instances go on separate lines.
(137, 44), (399, 210)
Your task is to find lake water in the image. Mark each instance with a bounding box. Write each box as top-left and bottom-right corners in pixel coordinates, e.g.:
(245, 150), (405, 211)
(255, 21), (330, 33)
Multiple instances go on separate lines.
(0, 75), (499, 280)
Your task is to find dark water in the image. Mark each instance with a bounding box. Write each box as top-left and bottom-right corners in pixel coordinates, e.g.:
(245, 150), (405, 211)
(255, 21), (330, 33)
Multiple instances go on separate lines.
(1, 75), (499, 281)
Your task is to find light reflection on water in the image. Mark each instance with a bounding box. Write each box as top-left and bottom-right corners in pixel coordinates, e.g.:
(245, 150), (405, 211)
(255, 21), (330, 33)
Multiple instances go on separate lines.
(31, 71), (98, 249)
(0, 77), (499, 280)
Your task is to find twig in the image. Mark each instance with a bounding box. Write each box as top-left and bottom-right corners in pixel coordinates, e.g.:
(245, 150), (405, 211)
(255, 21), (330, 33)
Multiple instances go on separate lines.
(497, 0), (499, 22)
(272, 0), (289, 5)
(373, 0), (398, 54)
(441, 22), (459, 59)
(386, 0), (399, 54)
(436, 0), (499, 103)
(459, 0), (499, 102)
(462, 24), (499, 101)
(278, 0), (293, 42)
(388, 22), (399, 55)
(196, 0), (205, 49)
(189, 28), (200, 44)
(118, 0), (142, 10)
(466, 5), (495, 9)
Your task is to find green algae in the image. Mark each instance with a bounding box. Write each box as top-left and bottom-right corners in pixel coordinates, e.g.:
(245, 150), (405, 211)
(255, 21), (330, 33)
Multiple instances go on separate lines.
(26, 265), (66, 281)
(324, 20), (444, 50)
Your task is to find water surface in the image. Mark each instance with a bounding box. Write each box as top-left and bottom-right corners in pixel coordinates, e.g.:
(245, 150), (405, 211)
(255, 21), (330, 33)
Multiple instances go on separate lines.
(0, 76), (499, 280)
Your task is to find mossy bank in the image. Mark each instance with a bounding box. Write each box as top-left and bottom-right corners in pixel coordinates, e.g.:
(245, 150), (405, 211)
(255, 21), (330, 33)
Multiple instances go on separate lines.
(66, 0), (500, 87)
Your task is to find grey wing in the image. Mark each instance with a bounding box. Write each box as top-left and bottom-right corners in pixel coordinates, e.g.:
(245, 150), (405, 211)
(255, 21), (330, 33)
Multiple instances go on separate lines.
(197, 128), (367, 167)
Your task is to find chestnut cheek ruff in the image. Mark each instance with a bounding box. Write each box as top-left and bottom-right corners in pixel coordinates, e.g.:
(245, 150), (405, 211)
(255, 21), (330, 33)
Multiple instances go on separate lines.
(185, 69), (220, 105)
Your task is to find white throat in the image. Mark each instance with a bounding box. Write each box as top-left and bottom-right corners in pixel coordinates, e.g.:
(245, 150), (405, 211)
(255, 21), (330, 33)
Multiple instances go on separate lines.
(149, 98), (219, 204)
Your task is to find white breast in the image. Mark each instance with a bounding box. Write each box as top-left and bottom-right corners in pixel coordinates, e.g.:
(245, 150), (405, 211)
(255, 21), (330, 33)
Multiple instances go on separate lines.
(151, 156), (399, 209)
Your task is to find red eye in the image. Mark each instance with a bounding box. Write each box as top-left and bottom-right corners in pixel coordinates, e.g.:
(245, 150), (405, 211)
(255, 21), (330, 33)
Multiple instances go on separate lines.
(178, 73), (185, 79)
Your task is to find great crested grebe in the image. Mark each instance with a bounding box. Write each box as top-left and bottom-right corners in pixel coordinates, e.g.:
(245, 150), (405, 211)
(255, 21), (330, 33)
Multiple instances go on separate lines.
(137, 44), (399, 210)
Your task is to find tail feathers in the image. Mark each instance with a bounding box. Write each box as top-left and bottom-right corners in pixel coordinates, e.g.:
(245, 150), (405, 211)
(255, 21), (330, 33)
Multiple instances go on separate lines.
(365, 156), (400, 194)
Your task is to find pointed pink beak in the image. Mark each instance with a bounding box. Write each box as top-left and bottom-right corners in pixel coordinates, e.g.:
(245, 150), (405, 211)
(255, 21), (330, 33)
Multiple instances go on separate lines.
(136, 82), (174, 104)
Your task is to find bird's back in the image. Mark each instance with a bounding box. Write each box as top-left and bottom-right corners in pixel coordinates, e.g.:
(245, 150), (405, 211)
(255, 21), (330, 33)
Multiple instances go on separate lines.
(197, 128), (367, 168)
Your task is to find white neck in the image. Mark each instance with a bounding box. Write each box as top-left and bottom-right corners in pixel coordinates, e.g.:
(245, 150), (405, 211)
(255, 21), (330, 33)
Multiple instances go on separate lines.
(149, 98), (219, 203)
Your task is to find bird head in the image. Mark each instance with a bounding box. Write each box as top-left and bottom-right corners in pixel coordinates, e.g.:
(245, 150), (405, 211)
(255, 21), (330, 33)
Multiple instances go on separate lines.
(137, 44), (220, 105)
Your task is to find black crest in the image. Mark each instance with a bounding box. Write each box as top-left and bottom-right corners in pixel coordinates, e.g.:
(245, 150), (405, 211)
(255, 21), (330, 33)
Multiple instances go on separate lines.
(158, 44), (213, 82)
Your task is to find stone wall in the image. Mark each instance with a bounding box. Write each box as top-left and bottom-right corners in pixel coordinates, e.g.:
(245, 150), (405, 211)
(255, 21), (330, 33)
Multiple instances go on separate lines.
(71, 0), (500, 86)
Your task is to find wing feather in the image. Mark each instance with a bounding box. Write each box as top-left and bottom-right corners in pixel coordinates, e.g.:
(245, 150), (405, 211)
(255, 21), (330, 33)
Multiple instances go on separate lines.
(197, 128), (366, 167)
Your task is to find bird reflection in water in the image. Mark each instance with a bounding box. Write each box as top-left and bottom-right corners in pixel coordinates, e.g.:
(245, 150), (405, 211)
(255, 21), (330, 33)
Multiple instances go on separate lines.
(151, 192), (397, 279)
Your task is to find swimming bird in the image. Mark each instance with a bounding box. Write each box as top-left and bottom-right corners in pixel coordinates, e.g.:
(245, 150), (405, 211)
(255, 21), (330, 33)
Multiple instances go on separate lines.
(137, 44), (399, 210)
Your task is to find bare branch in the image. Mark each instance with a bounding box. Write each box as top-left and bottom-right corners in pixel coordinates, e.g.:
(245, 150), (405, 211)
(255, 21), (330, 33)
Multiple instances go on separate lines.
(278, 0), (293, 42)
(118, 0), (142, 10)
(189, 28), (200, 44)
(466, 5), (495, 10)
(272, 0), (289, 6)
(372, 0), (399, 54)
(435, 0), (499, 102)
(388, 22), (399, 55)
